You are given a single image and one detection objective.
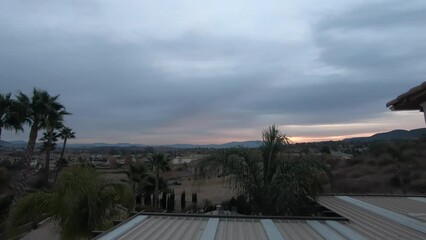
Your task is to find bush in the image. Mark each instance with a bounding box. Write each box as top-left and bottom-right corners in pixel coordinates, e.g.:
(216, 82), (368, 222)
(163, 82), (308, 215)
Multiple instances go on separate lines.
(236, 195), (250, 215)
(29, 172), (45, 189)
(0, 160), (12, 169)
(409, 179), (426, 193)
(0, 194), (14, 213)
(377, 155), (393, 167)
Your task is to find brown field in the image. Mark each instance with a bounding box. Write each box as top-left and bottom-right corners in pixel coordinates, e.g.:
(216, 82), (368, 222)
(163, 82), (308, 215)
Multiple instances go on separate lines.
(169, 177), (235, 204)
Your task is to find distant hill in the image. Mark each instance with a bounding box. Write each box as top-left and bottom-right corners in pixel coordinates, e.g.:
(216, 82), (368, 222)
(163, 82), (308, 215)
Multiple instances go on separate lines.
(345, 128), (426, 142)
(68, 142), (146, 149)
(166, 141), (262, 149)
(0, 140), (262, 149)
(0, 140), (13, 146)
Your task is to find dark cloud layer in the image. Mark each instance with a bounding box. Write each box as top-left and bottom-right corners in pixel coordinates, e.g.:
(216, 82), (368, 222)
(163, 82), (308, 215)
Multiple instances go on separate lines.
(1, 0), (425, 144)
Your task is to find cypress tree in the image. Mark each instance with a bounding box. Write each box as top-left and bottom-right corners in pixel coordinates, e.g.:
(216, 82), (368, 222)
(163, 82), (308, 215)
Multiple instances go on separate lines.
(181, 191), (186, 210)
(192, 193), (197, 204)
(161, 192), (167, 209)
(170, 190), (175, 211)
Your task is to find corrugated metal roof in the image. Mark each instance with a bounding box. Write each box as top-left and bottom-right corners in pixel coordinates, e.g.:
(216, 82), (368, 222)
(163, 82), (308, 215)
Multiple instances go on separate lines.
(94, 195), (426, 240)
(115, 216), (208, 240)
(353, 196), (426, 217)
(319, 196), (426, 240)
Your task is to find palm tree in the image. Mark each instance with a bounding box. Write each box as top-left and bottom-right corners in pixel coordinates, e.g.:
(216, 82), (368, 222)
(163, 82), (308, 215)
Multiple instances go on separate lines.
(123, 163), (150, 211)
(15, 89), (68, 193)
(39, 131), (59, 153)
(42, 110), (69, 186)
(58, 127), (75, 164)
(39, 130), (60, 186)
(261, 125), (291, 202)
(7, 165), (129, 239)
(200, 125), (329, 215)
(147, 153), (170, 210)
(0, 93), (25, 140)
(53, 127), (75, 184)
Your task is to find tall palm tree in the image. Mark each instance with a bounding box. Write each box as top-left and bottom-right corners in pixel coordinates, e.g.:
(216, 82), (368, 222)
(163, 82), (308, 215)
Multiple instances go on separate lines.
(39, 131), (59, 153)
(42, 110), (69, 186)
(39, 130), (61, 186)
(58, 127), (75, 164)
(53, 127), (75, 184)
(147, 153), (170, 210)
(0, 93), (25, 140)
(200, 125), (329, 215)
(123, 163), (150, 211)
(7, 165), (129, 239)
(15, 89), (68, 193)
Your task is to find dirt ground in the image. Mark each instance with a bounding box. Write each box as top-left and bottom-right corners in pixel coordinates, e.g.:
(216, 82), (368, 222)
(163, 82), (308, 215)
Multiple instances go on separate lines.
(169, 177), (235, 204)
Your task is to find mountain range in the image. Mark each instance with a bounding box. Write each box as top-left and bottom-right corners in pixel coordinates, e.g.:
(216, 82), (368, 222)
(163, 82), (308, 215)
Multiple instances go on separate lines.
(1, 128), (425, 149)
(344, 128), (426, 141)
(0, 139), (262, 149)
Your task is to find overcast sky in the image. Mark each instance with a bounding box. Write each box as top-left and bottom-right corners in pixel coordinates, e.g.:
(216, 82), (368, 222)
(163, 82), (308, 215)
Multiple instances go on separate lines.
(1, 0), (425, 144)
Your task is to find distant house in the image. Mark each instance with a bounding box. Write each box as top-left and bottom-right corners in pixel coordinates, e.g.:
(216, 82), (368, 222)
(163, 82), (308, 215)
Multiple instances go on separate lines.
(386, 81), (426, 123)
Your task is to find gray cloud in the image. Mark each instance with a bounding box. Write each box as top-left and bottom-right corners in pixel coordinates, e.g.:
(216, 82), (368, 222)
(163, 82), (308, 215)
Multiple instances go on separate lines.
(1, 0), (425, 144)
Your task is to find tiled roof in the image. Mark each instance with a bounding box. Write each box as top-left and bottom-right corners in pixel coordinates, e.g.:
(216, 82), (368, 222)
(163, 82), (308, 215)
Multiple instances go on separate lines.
(386, 81), (426, 110)
(93, 195), (426, 240)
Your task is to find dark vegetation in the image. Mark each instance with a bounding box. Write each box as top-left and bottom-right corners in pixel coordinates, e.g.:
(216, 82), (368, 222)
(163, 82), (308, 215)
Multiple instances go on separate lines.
(199, 125), (329, 215)
(326, 139), (426, 194)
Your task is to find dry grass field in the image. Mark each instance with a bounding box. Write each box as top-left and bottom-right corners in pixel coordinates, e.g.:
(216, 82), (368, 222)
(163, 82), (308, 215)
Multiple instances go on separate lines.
(169, 177), (235, 204)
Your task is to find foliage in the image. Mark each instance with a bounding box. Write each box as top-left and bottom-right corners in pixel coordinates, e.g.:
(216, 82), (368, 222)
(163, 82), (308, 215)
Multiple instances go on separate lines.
(0, 93), (25, 139)
(386, 142), (410, 194)
(320, 146), (331, 154)
(39, 131), (60, 152)
(15, 88), (69, 192)
(123, 163), (150, 210)
(7, 166), (130, 239)
(236, 195), (250, 214)
(199, 125), (329, 215)
(146, 153), (170, 210)
(58, 127), (76, 162)
(54, 127), (76, 184)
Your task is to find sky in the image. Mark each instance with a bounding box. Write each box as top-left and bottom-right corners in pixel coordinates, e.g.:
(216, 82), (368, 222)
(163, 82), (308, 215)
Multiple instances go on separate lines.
(1, 0), (426, 144)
